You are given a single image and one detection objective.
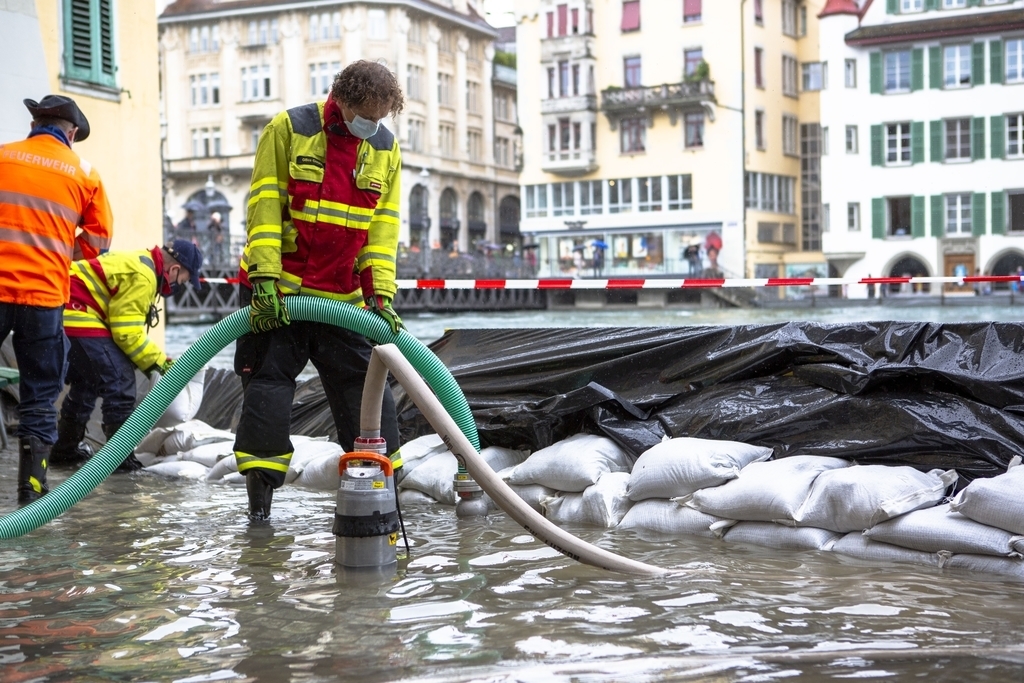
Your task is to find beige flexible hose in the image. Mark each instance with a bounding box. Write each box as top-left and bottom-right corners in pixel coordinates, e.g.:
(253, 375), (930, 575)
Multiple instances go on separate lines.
(367, 344), (668, 577)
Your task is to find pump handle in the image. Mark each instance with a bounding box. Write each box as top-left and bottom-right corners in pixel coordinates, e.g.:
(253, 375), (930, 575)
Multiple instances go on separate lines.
(339, 451), (394, 477)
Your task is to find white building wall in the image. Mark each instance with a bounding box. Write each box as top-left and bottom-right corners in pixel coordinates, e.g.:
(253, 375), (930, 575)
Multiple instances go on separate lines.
(821, 0), (1024, 298)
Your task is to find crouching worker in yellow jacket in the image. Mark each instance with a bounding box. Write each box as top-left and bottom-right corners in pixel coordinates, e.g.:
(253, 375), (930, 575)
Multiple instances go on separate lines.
(51, 240), (204, 472)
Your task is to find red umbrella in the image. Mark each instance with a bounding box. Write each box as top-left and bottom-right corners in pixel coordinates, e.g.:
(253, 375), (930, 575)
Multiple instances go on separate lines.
(705, 232), (722, 251)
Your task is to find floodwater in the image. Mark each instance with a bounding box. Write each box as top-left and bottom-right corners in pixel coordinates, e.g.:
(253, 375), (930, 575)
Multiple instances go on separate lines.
(3, 302), (1024, 682)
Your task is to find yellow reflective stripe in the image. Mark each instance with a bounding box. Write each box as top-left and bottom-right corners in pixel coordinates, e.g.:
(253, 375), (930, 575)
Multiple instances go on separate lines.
(291, 208), (318, 223)
(72, 262), (111, 309)
(278, 271), (302, 293)
(320, 199), (374, 217)
(108, 319), (146, 328)
(250, 238), (281, 250)
(389, 450), (403, 470)
(298, 285), (364, 303)
(236, 451), (293, 474)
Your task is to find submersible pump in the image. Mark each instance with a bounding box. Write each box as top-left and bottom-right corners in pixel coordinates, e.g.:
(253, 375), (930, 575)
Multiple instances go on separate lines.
(333, 444), (399, 569)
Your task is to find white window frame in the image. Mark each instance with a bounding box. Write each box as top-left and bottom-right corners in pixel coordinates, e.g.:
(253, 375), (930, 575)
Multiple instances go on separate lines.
(884, 50), (911, 93)
(783, 114), (799, 156)
(845, 59), (857, 88)
(901, 0), (924, 11)
(607, 178), (633, 213)
(943, 0), (967, 8)
(367, 9), (388, 40)
(847, 202), (861, 231)
(637, 176), (663, 212)
(845, 125), (858, 153)
(802, 62), (825, 91)
(1007, 113), (1024, 158)
(579, 180), (604, 215)
(945, 118), (972, 161)
(944, 44), (972, 88)
(885, 122), (912, 165)
(667, 174), (692, 210)
(782, 55), (799, 97)
(685, 112), (704, 148)
(946, 193), (972, 235)
(1007, 39), (1024, 83)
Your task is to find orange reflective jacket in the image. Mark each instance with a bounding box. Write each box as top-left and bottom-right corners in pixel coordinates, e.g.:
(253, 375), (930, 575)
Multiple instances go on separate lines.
(0, 134), (114, 308)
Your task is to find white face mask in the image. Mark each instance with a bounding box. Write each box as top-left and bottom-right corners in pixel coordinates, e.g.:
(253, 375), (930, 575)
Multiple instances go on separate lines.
(345, 114), (380, 139)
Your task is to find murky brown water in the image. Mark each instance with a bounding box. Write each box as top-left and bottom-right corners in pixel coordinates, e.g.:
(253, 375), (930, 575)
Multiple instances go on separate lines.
(3, 464), (1024, 682)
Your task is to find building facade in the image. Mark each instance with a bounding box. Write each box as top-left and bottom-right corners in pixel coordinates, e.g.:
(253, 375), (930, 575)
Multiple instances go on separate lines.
(819, 0), (1024, 297)
(514, 0), (827, 286)
(1, 0), (163, 253)
(158, 0), (521, 270)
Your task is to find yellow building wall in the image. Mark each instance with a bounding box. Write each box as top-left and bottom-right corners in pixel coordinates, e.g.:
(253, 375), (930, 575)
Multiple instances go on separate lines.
(34, 0), (163, 253)
(34, 0), (164, 341)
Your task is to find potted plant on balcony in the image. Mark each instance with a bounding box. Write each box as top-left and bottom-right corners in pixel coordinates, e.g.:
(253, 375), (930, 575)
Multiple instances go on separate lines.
(684, 60), (710, 83)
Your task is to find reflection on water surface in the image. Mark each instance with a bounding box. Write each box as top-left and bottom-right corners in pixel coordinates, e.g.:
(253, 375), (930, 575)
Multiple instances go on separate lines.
(3, 473), (1024, 682)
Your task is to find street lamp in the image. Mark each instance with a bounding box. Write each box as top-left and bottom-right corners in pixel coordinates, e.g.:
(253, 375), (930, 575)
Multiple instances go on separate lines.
(204, 174), (216, 199)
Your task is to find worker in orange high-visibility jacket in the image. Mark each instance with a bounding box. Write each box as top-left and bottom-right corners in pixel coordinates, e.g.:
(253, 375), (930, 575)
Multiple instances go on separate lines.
(51, 240), (204, 472)
(232, 60), (405, 523)
(0, 95), (113, 504)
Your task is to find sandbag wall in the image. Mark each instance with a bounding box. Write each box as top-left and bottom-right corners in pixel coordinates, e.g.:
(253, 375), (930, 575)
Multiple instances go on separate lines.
(394, 322), (1024, 485)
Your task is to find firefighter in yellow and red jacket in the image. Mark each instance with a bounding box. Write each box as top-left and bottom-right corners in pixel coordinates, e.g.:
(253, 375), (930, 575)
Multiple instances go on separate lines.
(0, 95), (113, 503)
(51, 240), (204, 472)
(233, 60), (405, 522)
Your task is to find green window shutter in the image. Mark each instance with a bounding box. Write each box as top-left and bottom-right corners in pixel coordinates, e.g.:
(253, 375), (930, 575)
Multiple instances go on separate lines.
(992, 191), (1006, 235)
(931, 195), (945, 237)
(870, 52), (883, 94)
(991, 41), (1004, 84)
(930, 120), (943, 162)
(911, 122), (925, 164)
(887, 0), (899, 13)
(912, 49), (924, 91)
(912, 196), (925, 237)
(972, 117), (986, 160)
(972, 193), (987, 236)
(972, 42), (985, 86)
(62, 0), (116, 89)
(925, 0), (939, 9)
(991, 115), (1006, 159)
(872, 198), (886, 239)
(871, 124), (884, 166)
(929, 47), (942, 89)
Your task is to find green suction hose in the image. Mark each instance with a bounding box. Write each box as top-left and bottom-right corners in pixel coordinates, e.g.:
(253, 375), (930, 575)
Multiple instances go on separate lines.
(0, 297), (480, 539)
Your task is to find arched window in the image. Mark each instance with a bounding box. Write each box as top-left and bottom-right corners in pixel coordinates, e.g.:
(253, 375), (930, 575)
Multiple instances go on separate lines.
(888, 255), (930, 295)
(440, 188), (458, 250)
(989, 251), (1024, 291)
(468, 191), (486, 237)
(409, 184), (429, 247)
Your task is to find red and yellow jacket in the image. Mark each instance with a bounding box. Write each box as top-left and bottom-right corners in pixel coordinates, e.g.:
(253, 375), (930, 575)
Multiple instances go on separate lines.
(64, 248), (168, 372)
(239, 99), (401, 303)
(0, 134), (113, 308)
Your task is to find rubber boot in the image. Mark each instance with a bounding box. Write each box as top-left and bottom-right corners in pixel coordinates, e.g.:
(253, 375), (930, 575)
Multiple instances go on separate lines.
(102, 421), (143, 473)
(245, 470), (274, 522)
(50, 416), (93, 467)
(17, 436), (50, 504)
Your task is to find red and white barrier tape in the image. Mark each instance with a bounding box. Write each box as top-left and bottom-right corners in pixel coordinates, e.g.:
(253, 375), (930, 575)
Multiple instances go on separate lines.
(198, 275), (1024, 290)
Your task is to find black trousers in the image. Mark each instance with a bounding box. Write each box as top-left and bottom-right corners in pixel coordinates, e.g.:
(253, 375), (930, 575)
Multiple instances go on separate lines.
(232, 298), (401, 488)
(61, 335), (137, 427)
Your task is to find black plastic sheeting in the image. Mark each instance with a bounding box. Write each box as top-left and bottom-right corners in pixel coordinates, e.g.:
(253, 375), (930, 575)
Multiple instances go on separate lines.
(393, 322), (1024, 488)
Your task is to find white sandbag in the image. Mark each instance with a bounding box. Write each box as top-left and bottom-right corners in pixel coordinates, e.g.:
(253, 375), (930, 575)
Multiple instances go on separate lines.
(144, 460), (210, 480)
(399, 489), (438, 506)
(722, 522), (842, 551)
(179, 440), (236, 468)
(681, 455), (850, 522)
(154, 374), (205, 429)
(618, 499), (722, 540)
(795, 466), (957, 533)
(949, 466), (1024, 535)
(135, 451), (165, 468)
(627, 437), (773, 502)
(136, 427), (173, 457)
(206, 454), (238, 482)
(220, 471), (245, 487)
(506, 434), (631, 492)
(400, 433), (449, 472)
(864, 504), (1024, 557)
(944, 554), (1024, 581)
(399, 451), (458, 504)
(542, 472), (633, 528)
(293, 451), (342, 491)
(161, 420), (236, 456)
(289, 438), (343, 476)
(400, 447), (528, 505)
(830, 532), (943, 568)
(507, 483), (558, 514)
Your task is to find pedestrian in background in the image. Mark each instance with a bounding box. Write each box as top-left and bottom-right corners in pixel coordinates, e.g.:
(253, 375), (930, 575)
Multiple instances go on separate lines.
(232, 61), (405, 522)
(207, 211), (225, 265)
(51, 241), (203, 472)
(0, 95), (113, 503)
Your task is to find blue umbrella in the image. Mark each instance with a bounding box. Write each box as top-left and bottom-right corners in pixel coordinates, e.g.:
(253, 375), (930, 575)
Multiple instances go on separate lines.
(590, 239), (609, 250)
